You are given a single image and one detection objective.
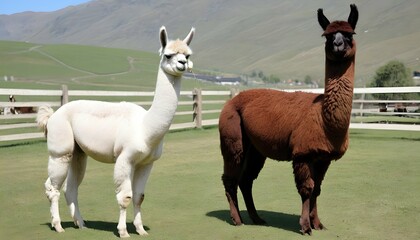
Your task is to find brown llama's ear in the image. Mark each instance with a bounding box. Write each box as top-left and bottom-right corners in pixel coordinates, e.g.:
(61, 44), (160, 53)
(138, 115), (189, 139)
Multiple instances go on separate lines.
(317, 8), (330, 31)
(348, 4), (358, 30)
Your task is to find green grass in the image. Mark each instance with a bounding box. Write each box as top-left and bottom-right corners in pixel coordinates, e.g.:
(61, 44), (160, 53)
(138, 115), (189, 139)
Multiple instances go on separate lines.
(351, 115), (420, 124)
(0, 128), (419, 240)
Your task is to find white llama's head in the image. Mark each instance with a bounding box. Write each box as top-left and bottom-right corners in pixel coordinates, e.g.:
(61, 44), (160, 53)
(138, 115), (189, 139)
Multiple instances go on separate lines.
(159, 26), (194, 77)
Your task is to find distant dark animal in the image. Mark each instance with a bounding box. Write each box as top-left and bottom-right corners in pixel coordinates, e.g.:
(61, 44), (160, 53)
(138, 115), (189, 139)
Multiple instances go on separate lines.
(8, 95), (36, 114)
(219, 4), (358, 235)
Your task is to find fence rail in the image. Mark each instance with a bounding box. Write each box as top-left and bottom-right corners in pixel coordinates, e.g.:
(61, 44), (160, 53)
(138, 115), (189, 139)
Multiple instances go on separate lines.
(1, 86), (419, 142)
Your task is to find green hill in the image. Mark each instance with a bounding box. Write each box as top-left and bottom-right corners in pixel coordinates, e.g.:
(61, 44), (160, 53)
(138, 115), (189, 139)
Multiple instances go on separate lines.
(0, 40), (225, 91)
(1, 0), (420, 85)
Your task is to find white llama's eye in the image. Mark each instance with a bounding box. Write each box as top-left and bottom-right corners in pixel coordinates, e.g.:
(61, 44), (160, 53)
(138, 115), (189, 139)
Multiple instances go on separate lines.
(186, 55), (190, 59)
(165, 54), (173, 59)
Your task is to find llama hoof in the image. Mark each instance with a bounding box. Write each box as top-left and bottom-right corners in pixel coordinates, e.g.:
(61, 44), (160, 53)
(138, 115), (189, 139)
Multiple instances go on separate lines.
(312, 222), (326, 230)
(78, 225), (87, 230)
(231, 217), (243, 226)
(75, 220), (86, 229)
(136, 229), (149, 236)
(53, 225), (65, 233)
(119, 230), (130, 238)
(300, 228), (312, 236)
(51, 221), (65, 233)
(300, 218), (312, 235)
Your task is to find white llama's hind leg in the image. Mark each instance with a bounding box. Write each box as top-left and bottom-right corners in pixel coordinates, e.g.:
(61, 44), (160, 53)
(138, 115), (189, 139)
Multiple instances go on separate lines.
(114, 153), (135, 238)
(132, 163), (154, 236)
(64, 146), (87, 229)
(45, 154), (72, 233)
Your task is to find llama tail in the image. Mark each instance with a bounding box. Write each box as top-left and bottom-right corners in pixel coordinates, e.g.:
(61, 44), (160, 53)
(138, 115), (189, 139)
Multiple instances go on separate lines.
(219, 101), (244, 168)
(36, 106), (54, 137)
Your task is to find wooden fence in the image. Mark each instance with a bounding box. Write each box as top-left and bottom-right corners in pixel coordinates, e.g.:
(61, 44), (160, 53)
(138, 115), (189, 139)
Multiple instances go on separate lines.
(0, 86), (419, 142)
(0, 86), (236, 142)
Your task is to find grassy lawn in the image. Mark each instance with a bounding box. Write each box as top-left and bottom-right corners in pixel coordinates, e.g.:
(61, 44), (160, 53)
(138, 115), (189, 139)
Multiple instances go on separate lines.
(0, 128), (419, 240)
(351, 116), (420, 124)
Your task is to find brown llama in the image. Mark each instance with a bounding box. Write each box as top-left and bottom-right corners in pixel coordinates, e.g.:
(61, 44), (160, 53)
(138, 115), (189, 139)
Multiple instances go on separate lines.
(219, 4), (358, 235)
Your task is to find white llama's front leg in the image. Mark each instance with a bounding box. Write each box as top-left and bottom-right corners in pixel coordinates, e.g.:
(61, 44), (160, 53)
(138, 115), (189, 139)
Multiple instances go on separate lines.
(64, 149), (87, 229)
(114, 155), (134, 238)
(45, 155), (72, 233)
(116, 179), (133, 238)
(132, 163), (154, 236)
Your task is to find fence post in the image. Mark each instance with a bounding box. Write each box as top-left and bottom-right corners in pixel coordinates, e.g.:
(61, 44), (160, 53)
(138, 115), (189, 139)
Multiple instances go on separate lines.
(359, 92), (365, 116)
(193, 88), (202, 128)
(230, 88), (239, 99)
(61, 85), (68, 106)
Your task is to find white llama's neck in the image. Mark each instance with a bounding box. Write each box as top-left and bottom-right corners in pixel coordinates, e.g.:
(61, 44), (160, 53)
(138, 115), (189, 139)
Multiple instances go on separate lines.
(142, 67), (181, 143)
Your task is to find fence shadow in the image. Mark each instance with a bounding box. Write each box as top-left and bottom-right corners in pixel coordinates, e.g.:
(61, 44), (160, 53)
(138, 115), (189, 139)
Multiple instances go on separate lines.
(42, 220), (150, 237)
(206, 209), (301, 234)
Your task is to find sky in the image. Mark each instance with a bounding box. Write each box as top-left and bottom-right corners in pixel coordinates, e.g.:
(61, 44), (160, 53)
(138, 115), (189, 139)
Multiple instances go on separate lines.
(0, 0), (90, 15)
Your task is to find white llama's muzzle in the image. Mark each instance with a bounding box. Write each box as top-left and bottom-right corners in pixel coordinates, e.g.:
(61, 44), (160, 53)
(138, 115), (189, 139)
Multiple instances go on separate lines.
(176, 62), (186, 71)
(187, 60), (193, 72)
(176, 59), (193, 72)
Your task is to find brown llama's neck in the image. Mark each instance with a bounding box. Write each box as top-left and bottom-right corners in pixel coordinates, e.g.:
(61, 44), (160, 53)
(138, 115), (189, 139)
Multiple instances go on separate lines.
(322, 56), (355, 134)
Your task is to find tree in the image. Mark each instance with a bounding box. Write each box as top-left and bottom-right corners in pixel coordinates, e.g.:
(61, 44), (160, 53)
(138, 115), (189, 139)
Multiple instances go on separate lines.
(369, 60), (414, 100)
(258, 70), (264, 79)
(304, 75), (312, 85)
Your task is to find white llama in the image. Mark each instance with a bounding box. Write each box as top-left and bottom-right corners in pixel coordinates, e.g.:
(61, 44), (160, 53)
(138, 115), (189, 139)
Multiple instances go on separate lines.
(36, 26), (194, 238)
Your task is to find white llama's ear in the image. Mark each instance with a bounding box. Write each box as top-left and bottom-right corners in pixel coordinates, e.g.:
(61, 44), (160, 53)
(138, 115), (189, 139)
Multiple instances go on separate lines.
(183, 27), (195, 46)
(159, 26), (168, 55)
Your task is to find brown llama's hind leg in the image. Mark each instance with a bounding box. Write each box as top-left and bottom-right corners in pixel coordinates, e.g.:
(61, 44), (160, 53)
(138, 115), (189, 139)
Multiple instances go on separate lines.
(239, 145), (266, 225)
(293, 160), (315, 235)
(222, 174), (243, 225)
(309, 161), (330, 230)
(219, 101), (245, 225)
(221, 144), (244, 226)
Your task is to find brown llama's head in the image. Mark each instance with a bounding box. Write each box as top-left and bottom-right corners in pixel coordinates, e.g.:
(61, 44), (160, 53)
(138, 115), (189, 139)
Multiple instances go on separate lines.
(318, 4), (358, 61)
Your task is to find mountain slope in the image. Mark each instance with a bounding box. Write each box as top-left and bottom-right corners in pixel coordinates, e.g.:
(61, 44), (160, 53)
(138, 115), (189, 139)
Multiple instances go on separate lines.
(1, 0), (419, 84)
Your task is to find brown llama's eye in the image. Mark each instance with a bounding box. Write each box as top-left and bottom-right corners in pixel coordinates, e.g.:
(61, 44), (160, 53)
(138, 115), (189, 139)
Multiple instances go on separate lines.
(342, 32), (353, 40)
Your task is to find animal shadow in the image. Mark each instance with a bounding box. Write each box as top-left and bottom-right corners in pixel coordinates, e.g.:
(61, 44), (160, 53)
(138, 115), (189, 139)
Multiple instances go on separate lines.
(42, 220), (150, 237)
(206, 209), (301, 234)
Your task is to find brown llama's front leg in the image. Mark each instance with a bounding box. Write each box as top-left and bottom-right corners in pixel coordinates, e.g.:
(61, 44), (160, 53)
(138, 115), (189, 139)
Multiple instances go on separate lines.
(293, 161), (315, 235)
(310, 161), (331, 230)
(309, 198), (323, 230)
(222, 174), (243, 225)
